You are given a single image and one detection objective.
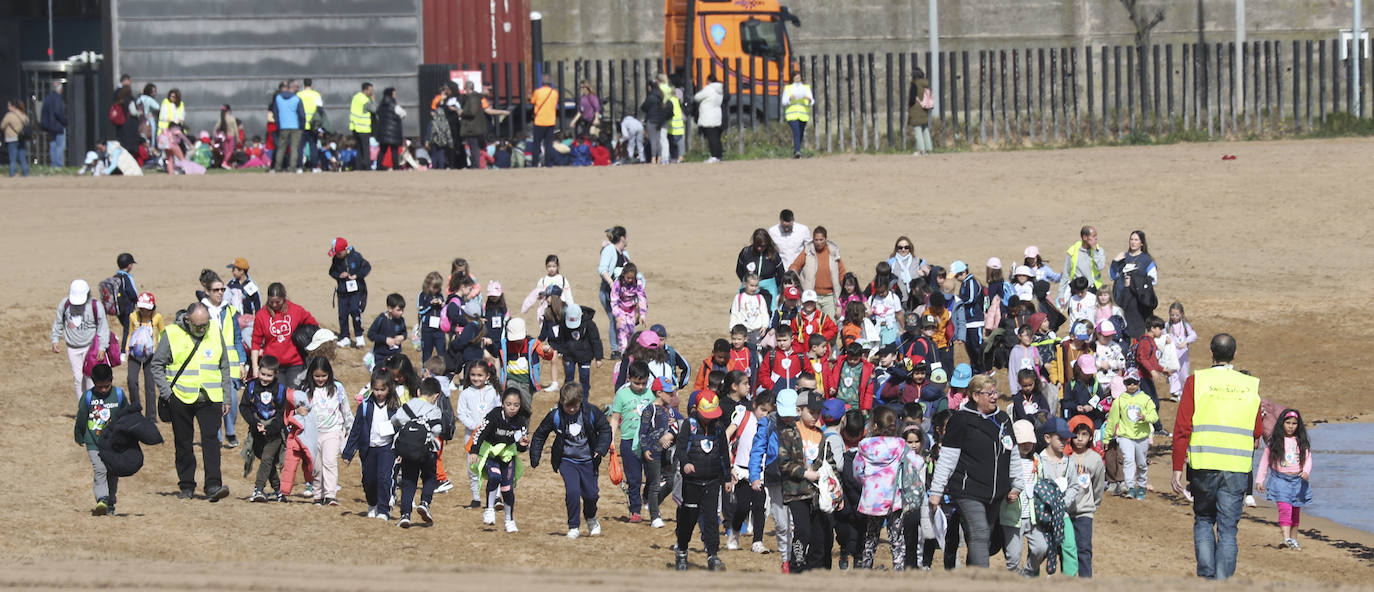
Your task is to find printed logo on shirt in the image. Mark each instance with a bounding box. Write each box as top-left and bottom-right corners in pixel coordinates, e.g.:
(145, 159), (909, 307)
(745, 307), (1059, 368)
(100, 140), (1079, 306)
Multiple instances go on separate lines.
(269, 314), (293, 343)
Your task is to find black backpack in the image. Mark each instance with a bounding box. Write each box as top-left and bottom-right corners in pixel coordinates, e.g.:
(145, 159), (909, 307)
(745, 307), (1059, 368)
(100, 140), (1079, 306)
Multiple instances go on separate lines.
(393, 417), (430, 464)
(435, 391), (457, 441)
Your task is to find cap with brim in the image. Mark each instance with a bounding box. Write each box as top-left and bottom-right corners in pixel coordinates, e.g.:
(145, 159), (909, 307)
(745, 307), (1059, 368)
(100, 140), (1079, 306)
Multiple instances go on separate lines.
(68, 279), (90, 306)
(784, 286), (801, 300)
(306, 328), (337, 352)
(797, 389), (825, 411)
(650, 324), (668, 338)
(930, 368), (949, 384)
(801, 290), (818, 304)
(921, 314), (937, 328)
(507, 318), (528, 341)
(950, 363), (973, 388)
(226, 257), (250, 271)
(776, 389), (799, 417)
(950, 260), (968, 275)
(1039, 416), (1073, 440)
(1012, 420), (1036, 445)
(905, 314), (921, 329)
(696, 391), (723, 419)
(1123, 368), (1142, 383)
(821, 398), (847, 422)
(565, 306), (583, 329)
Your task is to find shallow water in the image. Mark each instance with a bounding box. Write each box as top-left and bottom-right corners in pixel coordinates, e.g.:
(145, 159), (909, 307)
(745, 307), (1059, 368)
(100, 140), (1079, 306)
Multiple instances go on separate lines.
(1255, 423), (1374, 534)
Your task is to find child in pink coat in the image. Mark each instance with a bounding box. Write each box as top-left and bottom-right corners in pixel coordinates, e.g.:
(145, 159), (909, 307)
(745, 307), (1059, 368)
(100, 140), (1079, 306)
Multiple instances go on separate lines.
(609, 262), (647, 352)
(853, 406), (922, 570)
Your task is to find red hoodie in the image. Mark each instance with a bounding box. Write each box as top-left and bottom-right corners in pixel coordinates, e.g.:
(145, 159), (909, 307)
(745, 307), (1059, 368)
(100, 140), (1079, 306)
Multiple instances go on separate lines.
(251, 300), (318, 368)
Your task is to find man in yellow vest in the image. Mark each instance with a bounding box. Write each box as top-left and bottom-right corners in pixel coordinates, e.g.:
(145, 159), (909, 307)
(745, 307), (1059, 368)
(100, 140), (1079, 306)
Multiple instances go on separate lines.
(151, 303), (231, 502)
(297, 78), (323, 173)
(781, 71), (813, 159)
(1056, 225), (1106, 306)
(349, 82), (376, 171)
(666, 93), (685, 163)
(1171, 333), (1262, 581)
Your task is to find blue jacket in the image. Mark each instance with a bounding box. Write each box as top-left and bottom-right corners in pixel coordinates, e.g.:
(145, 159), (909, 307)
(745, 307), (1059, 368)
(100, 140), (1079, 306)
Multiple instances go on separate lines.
(41, 91), (67, 134)
(952, 275), (984, 337)
(341, 399), (397, 461)
(272, 91), (306, 131)
(367, 312), (407, 359)
(748, 412), (781, 483)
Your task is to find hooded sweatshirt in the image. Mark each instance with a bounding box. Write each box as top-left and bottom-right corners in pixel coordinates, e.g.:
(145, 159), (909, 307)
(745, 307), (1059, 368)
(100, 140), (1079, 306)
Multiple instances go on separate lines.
(853, 435), (921, 516)
(1104, 389), (1158, 443)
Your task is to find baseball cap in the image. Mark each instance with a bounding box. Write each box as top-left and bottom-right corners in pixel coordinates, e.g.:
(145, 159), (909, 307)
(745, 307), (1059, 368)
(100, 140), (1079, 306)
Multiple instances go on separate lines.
(136, 292), (156, 310)
(1076, 354), (1096, 375)
(1024, 245), (1040, 259)
(930, 368), (949, 384)
(986, 257), (1002, 270)
(565, 305), (583, 329)
(801, 290), (818, 304)
(1096, 319), (1117, 337)
(696, 391), (723, 419)
(650, 324), (668, 338)
(486, 281), (503, 297)
(784, 286), (801, 300)
(950, 260), (968, 275)
(637, 331), (661, 349)
(904, 313), (921, 329)
(1012, 265), (1033, 278)
(546, 284), (563, 297)
(506, 317), (527, 341)
(950, 363), (973, 388)
(306, 328), (337, 352)
(796, 389), (825, 412)
(821, 398), (847, 422)
(1012, 420), (1036, 445)
(68, 279), (90, 306)
(1040, 416), (1073, 440)
(225, 257), (250, 271)
(776, 389), (799, 417)
(327, 237), (349, 257)
(1071, 320), (1094, 341)
(116, 253), (136, 268)
(1123, 368), (1142, 383)
(921, 314), (937, 328)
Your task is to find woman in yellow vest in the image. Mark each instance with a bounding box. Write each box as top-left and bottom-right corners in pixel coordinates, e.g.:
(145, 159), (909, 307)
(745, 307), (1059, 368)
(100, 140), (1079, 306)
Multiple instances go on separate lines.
(667, 93), (685, 164)
(158, 88), (184, 132)
(781, 71), (813, 159)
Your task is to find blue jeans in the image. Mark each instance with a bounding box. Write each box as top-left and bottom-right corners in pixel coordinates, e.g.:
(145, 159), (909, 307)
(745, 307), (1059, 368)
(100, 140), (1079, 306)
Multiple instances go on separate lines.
(619, 439), (645, 514)
(299, 129), (318, 169)
(1072, 515), (1094, 577)
(599, 281), (620, 354)
(1190, 469), (1248, 580)
(219, 379), (239, 440)
(559, 460), (599, 528)
(49, 132), (65, 167)
(532, 125), (555, 167)
(6, 141), (29, 177)
(787, 119), (806, 154)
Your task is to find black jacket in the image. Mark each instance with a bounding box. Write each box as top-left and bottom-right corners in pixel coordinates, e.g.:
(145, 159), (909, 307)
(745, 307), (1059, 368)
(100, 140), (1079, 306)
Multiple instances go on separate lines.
(641, 90), (669, 126)
(735, 246), (784, 283)
(367, 312), (407, 359)
(375, 94), (404, 146)
(529, 404), (611, 472)
(97, 405), (163, 477)
(941, 403), (1017, 504)
(328, 250), (371, 298)
(675, 414), (731, 483)
(550, 306), (603, 364)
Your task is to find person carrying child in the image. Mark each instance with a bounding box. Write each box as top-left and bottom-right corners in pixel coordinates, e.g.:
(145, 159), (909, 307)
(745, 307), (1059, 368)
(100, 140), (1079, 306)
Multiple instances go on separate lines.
(75, 363), (132, 516)
(1255, 408), (1313, 551)
(342, 369), (401, 520)
(530, 383), (612, 539)
(327, 237), (371, 348)
(673, 391), (732, 571)
(240, 356), (309, 502)
(391, 377), (446, 528)
(469, 388), (531, 532)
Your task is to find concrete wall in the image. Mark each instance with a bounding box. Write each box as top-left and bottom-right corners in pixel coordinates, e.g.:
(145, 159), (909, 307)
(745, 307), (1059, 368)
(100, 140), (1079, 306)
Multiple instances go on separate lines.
(531, 0), (1369, 61)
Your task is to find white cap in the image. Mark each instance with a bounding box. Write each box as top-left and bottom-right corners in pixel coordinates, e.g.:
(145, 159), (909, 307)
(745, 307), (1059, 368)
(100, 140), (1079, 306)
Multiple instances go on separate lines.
(68, 279), (90, 306)
(507, 317), (528, 341)
(801, 289), (818, 304)
(1012, 265), (1033, 278)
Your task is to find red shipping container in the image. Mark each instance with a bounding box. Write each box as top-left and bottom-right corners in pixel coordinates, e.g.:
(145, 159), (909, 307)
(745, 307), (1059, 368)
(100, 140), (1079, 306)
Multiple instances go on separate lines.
(423, 0), (529, 68)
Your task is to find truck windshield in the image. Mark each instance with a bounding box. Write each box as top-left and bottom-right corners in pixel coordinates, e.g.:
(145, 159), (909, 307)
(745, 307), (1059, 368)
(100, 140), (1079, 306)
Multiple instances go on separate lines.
(740, 18), (786, 60)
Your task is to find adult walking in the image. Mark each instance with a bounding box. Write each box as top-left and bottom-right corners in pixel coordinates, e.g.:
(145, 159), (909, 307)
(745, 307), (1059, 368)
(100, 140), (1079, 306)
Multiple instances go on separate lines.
(735, 229), (783, 305)
(1111, 229), (1159, 339)
(3, 99), (30, 177)
(781, 71), (813, 159)
(349, 82), (376, 171)
(694, 74), (725, 163)
(530, 75), (559, 167)
(907, 68), (934, 155)
(767, 209), (810, 275)
(297, 78), (323, 172)
(598, 226), (631, 359)
(374, 87), (405, 170)
(151, 302), (231, 502)
(1171, 333), (1263, 581)
(51, 279), (111, 398)
(459, 80), (490, 169)
(788, 226), (847, 320)
(886, 236), (929, 304)
(249, 283), (318, 388)
(41, 81), (67, 167)
(271, 80), (305, 173)
(199, 271), (246, 448)
(1057, 225), (1106, 306)
(927, 374), (1026, 568)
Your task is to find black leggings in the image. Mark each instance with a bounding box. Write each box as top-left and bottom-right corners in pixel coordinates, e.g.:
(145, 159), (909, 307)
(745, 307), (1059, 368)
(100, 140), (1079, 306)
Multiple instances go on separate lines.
(676, 479), (722, 556)
(728, 475), (766, 543)
(787, 499), (831, 572)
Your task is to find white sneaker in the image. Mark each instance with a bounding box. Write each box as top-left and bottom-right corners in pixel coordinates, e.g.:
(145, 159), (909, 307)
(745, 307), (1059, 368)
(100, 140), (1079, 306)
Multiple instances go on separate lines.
(543, 381), (560, 392)
(567, 528), (581, 539)
(367, 506), (377, 518)
(354, 336), (366, 347)
(483, 508), (496, 525)
(651, 518), (665, 529)
(727, 533), (740, 550)
(752, 541), (769, 554)
(337, 337), (351, 348)
(1245, 495), (1258, 508)
(505, 519), (518, 533)
(376, 513), (390, 522)
(588, 517), (601, 536)
(295, 168), (303, 174)
(312, 168), (321, 173)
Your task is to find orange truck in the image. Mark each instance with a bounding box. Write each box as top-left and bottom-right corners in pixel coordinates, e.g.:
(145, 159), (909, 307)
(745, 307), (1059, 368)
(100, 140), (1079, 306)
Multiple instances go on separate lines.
(664, 0), (801, 120)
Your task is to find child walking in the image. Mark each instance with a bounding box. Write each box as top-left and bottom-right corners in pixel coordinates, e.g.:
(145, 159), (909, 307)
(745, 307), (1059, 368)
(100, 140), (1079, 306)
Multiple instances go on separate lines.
(304, 358), (350, 506)
(123, 292), (163, 422)
(327, 237), (371, 348)
(1165, 301), (1197, 400)
(776, 389), (840, 574)
(240, 356), (308, 502)
(522, 255), (574, 323)
(854, 405), (922, 570)
(75, 364), (130, 516)
(367, 293), (408, 363)
(1103, 369), (1158, 500)
(529, 383), (611, 539)
(640, 383), (679, 529)
(470, 388), (531, 532)
(610, 262), (648, 354)
(342, 369), (400, 520)
(673, 391), (733, 571)
(456, 362), (501, 508)
(392, 378), (445, 528)
(729, 274), (770, 347)
(1066, 415), (1106, 577)
(417, 272), (448, 363)
(1256, 408), (1313, 550)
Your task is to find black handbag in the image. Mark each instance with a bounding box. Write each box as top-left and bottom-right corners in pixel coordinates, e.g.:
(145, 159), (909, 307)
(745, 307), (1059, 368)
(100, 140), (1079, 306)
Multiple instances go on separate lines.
(158, 332), (205, 422)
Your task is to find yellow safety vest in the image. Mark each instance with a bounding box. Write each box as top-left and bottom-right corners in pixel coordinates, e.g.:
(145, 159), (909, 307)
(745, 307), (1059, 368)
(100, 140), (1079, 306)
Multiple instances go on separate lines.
(349, 92), (372, 133)
(158, 99), (184, 131)
(785, 83), (812, 123)
(1187, 366), (1260, 473)
(668, 96), (685, 136)
(1066, 242), (1102, 290)
(215, 305), (243, 380)
(298, 88), (322, 129)
(163, 324), (225, 404)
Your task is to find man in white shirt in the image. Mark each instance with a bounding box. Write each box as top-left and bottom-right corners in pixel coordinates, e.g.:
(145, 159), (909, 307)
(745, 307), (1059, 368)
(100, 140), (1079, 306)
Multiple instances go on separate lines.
(767, 209), (810, 271)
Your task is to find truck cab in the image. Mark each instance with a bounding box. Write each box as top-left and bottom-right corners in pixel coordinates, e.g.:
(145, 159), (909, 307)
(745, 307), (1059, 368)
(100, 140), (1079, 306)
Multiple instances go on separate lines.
(665, 0), (800, 121)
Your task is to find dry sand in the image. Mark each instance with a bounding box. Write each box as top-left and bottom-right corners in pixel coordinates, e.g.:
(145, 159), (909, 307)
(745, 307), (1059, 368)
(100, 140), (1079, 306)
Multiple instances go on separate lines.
(3, 137), (1374, 588)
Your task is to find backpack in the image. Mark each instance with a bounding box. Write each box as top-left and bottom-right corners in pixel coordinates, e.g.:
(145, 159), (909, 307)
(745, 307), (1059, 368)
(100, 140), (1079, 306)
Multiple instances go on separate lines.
(438, 296), (462, 334)
(97, 276), (122, 316)
(108, 102), (127, 126)
(394, 416), (431, 464)
(919, 87), (935, 110)
(814, 438), (844, 514)
(436, 391), (457, 441)
(85, 387), (127, 410)
(895, 450), (926, 509)
(248, 382), (288, 420)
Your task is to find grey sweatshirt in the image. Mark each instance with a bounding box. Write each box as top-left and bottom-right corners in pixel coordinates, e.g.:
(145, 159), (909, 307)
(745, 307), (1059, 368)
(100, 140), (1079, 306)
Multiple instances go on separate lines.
(149, 321), (229, 401)
(50, 300), (110, 350)
(1065, 449), (1106, 518)
(393, 397), (443, 450)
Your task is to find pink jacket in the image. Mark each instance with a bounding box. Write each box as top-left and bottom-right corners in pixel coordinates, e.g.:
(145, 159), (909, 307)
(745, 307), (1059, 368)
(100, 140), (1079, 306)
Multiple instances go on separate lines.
(853, 436), (922, 516)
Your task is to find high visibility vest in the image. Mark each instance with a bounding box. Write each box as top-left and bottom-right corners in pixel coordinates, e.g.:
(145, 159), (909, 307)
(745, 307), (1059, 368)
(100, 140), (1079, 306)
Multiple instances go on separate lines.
(350, 92), (372, 133)
(1187, 366), (1260, 473)
(784, 83), (812, 123)
(158, 99), (184, 131)
(668, 95), (685, 136)
(1066, 242), (1102, 290)
(214, 305), (243, 380)
(162, 324), (225, 404)
(298, 88), (322, 129)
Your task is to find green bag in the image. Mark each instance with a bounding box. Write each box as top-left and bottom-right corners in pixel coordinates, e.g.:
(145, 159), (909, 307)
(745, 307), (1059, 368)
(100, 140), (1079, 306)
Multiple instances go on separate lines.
(1059, 515), (1079, 577)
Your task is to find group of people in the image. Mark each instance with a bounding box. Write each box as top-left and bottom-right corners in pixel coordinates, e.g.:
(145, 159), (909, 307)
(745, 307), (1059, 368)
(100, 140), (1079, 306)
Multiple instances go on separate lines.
(59, 209), (1305, 581)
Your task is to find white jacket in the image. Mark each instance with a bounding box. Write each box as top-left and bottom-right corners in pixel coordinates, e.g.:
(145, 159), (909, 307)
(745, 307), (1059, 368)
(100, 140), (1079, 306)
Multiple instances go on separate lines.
(693, 82), (724, 128)
(456, 385), (500, 434)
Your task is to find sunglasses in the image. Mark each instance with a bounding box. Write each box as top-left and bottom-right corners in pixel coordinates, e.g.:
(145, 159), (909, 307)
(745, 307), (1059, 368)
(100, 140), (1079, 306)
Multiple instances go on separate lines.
(210, 287), (226, 293)
(896, 245), (912, 251)
(190, 322), (210, 331)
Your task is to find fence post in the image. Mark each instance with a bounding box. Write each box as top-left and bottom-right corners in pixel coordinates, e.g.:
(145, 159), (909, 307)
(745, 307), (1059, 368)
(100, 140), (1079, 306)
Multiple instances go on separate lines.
(1085, 46), (1095, 141)
(809, 55), (819, 151)
(1304, 40), (1312, 131)
(869, 53), (879, 150)
(733, 57), (743, 155)
(1152, 45), (1162, 136)
(823, 55), (831, 153)
(1272, 42), (1281, 134)
(1166, 45), (1175, 134)
(945, 51), (955, 145)
(1292, 40), (1300, 131)
(1053, 48), (1062, 141)
(857, 54), (867, 151)
(1319, 41), (1327, 123)
(886, 52), (895, 149)
(898, 52), (907, 150)
(846, 54), (856, 151)
(1067, 47), (1077, 140)
(1126, 46), (1135, 135)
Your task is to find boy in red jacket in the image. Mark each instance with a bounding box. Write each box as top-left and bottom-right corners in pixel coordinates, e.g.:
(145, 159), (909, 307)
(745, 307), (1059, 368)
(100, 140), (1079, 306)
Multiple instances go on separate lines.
(1134, 315), (1171, 436)
(825, 342), (874, 410)
(760, 326), (805, 393)
(802, 334), (832, 395)
(791, 290), (837, 359)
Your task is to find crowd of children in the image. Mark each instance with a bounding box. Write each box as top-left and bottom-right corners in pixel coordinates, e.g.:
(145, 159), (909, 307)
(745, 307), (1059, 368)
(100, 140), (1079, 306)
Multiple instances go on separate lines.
(68, 215), (1316, 578)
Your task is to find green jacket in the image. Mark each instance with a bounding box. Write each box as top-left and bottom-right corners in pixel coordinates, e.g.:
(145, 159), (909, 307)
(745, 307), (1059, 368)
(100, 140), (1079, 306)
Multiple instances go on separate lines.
(1105, 390), (1158, 443)
(75, 387), (131, 451)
